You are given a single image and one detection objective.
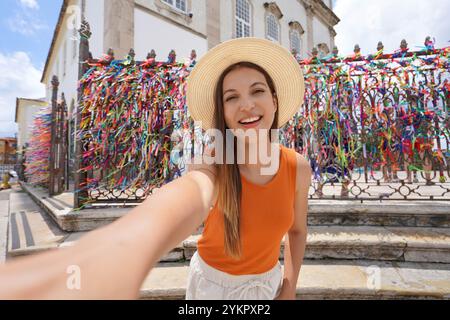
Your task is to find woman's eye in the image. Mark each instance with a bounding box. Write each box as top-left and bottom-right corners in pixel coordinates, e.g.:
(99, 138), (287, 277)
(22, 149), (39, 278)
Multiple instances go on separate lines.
(225, 90), (264, 102)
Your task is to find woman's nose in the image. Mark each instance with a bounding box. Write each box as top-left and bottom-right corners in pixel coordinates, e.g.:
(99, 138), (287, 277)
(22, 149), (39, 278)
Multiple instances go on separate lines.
(239, 96), (256, 111)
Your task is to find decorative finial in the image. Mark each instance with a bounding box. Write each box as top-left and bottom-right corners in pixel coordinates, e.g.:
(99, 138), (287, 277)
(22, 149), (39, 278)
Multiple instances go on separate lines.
(291, 48), (301, 62)
(51, 75), (59, 87)
(79, 19), (91, 40)
(377, 41), (384, 52)
(147, 49), (156, 60)
(400, 39), (408, 52)
(107, 48), (115, 60)
(332, 46), (338, 56)
(190, 49), (197, 61)
(167, 49), (176, 64)
(354, 44), (361, 55)
(128, 48), (135, 61)
(424, 36), (434, 50)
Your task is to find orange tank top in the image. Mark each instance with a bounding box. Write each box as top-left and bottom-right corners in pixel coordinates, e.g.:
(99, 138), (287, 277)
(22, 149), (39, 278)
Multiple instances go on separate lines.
(197, 144), (297, 275)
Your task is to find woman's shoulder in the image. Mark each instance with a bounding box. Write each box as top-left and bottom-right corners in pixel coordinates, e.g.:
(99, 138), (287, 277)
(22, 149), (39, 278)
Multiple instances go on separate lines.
(283, 147), (312, 193)
(281, 146), (309, 170)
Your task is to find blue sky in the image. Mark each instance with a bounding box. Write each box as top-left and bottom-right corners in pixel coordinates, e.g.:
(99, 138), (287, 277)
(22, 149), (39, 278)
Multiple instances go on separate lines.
(0, 0), (449, 138)
(0, 0), (62, 137)
(0, 0), (62, 69)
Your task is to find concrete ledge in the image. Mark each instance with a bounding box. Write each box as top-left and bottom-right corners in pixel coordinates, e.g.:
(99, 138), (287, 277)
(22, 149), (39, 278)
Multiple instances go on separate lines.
(20, 182), (130, 232)
(8, 245), (56, 258)
(20, 182), (450, 232)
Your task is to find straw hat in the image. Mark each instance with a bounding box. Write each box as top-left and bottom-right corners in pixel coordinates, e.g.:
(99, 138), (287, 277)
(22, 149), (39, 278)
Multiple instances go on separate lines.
(186, 37), (305, 130)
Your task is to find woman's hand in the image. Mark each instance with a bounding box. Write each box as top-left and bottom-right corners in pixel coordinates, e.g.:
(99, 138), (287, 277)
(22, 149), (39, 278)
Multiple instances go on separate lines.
(274, 281), (296, 300)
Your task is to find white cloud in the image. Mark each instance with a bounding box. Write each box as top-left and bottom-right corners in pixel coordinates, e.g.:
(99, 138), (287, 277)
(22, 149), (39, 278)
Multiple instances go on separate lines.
(0, 51), (45, 137)
(334, 0), (450, 56)
(19, 0), (39, 10)
(6, 10), (48, 36)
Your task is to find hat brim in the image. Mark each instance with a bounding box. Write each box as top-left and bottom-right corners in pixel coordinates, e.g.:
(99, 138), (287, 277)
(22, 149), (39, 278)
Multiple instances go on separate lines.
(186, 37), (305, 130)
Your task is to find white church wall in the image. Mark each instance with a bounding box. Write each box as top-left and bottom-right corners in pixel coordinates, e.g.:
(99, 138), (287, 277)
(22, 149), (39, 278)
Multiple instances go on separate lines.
(134, 6), (208, 62)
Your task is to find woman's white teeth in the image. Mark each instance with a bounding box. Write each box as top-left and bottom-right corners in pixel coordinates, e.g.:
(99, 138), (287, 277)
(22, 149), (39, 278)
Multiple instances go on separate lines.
(240, 116), (261, 124)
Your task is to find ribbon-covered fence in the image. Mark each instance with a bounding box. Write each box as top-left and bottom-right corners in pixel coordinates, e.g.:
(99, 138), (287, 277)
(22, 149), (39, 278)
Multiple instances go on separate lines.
(281, 39), (449, 200)
(68, 21), (449, 208)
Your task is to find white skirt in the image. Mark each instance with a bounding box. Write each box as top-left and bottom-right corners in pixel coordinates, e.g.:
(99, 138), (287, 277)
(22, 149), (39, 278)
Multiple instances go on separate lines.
(186, 251), (283, 300)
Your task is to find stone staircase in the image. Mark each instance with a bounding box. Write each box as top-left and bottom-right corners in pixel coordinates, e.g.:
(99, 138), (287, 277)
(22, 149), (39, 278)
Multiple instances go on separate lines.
(5, 183), (450, 299)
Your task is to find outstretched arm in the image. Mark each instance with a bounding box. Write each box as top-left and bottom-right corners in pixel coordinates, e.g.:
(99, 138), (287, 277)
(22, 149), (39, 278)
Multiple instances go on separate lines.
(0, 167), (216, 299)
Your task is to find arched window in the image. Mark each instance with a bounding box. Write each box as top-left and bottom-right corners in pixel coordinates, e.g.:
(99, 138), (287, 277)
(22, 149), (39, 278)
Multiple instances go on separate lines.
(263, 3), (282, 43)
(235, 0), (251, 38)
(288, 21), (305, 58)
(290, 29), (301, 55)
(266, 14), (279, 42)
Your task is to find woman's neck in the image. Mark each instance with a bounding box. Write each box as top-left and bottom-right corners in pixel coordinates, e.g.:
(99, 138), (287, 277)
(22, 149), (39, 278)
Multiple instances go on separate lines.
(238, 139), (280, 176)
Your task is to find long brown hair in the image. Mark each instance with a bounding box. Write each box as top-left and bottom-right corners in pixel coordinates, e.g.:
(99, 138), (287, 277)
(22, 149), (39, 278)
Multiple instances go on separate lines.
(213, 61), (279, 259)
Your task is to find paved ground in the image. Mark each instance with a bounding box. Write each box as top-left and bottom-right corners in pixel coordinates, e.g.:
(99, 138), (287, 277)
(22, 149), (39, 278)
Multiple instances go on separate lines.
(0, 188), (13, 262)
(3, 184), (85, 258)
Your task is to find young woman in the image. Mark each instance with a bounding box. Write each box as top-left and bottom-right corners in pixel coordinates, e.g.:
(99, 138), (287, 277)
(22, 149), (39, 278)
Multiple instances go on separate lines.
(184, 37), (311, 300)
(0, 38), (310, 300)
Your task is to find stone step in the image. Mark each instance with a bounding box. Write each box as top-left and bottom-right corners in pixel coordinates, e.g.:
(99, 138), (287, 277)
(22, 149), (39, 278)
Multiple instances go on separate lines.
(309, 200), (450, 228)
(139, 259), (450, 300)
(20, 182), (450, 232)
(183, 226), (450, 264)
(9, 222), (450, 264)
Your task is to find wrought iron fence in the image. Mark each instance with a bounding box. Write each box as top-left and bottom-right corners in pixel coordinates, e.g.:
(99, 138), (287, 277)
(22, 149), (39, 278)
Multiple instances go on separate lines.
(72, 20), (449, 208)
(281, 40), (449, 201)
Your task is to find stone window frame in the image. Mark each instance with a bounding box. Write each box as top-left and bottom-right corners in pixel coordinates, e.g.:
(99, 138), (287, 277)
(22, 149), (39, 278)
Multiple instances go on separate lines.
(288, 21), (305, 57)
(233, 0), (253, 38)
(161, 0), (188, 13)
(263, 2), (283, 43)
(155, 0), (193, 21)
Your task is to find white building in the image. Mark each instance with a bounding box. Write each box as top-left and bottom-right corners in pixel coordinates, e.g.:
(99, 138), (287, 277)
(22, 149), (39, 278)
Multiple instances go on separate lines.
(14, 98), (48, 156)
(28, 0), (338, 180)
(40, 0), (339, 114)
(35, 0), (338, 173)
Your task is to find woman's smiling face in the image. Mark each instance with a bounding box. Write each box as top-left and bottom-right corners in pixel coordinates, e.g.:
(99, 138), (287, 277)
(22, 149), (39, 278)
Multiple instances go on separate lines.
(222, 67), (277, 132)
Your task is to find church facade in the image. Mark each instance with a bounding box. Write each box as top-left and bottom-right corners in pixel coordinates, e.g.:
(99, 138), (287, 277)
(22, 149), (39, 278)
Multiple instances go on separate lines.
(40, 0), (339, 131)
